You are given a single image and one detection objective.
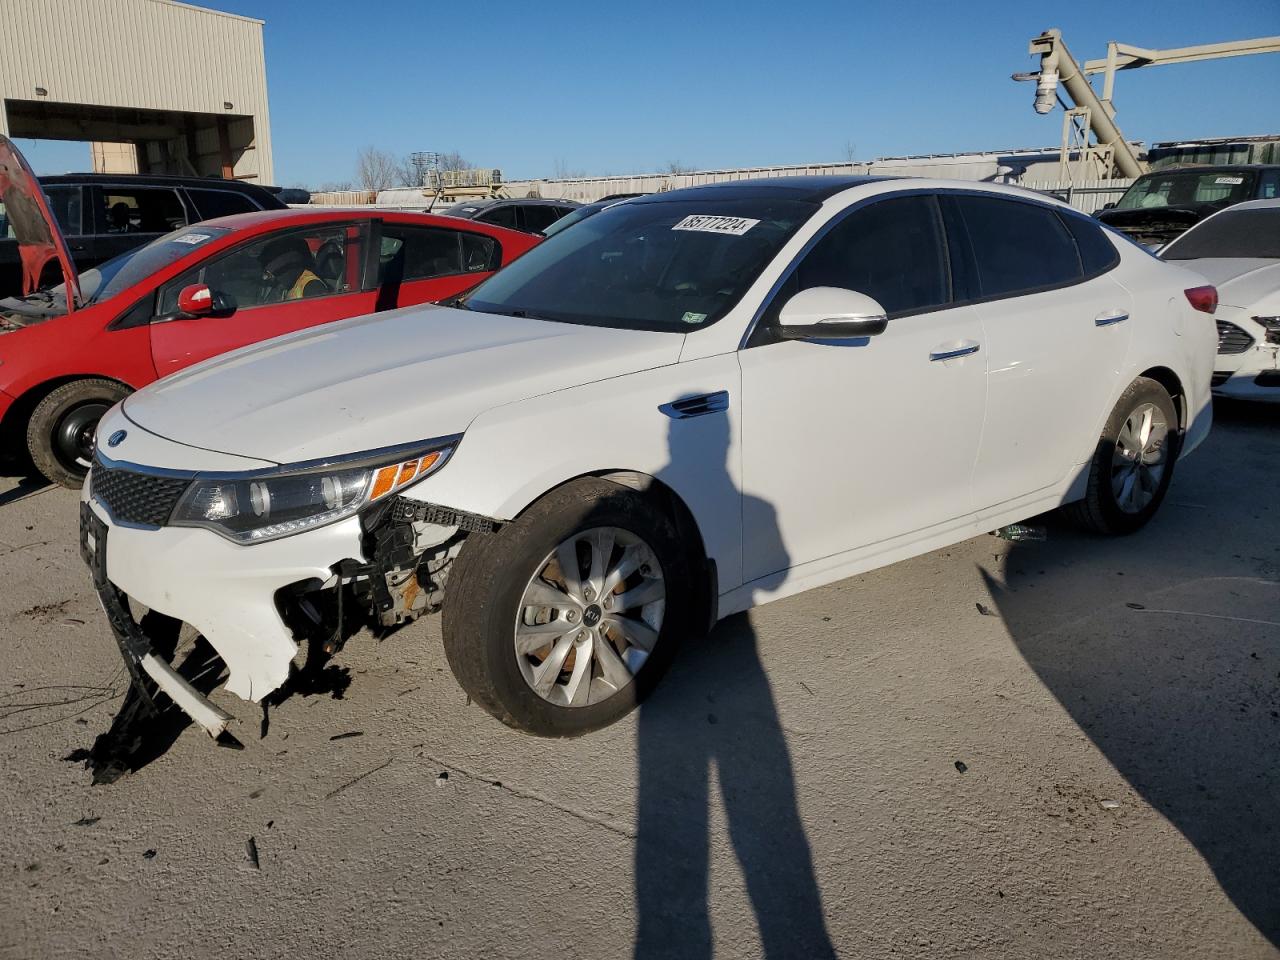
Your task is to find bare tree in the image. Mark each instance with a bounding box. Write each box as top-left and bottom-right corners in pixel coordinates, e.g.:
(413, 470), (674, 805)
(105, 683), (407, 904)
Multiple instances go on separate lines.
(665, 160), (694, 175)
(843, 141), (858, 162)
(438, 150), (472, 174)
(552, 158), (586, 180)
(356, 146), (404, 193)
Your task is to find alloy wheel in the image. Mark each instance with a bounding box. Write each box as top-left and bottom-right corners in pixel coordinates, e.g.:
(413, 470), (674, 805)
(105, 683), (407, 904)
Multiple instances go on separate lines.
(513, 526), (666, 707)
(1110, 401), (1169, 514)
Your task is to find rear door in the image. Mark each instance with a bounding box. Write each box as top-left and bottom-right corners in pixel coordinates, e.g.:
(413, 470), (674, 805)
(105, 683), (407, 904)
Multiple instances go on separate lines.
(949, 194), (1133, 511)
(374, 221), (505, 309)
(149, 221), (375, 375)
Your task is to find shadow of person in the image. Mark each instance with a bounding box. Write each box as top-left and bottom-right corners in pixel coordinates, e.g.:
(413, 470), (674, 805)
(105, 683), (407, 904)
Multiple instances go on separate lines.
(986, 399), (1280, 946)
(634, 412), (835, 959)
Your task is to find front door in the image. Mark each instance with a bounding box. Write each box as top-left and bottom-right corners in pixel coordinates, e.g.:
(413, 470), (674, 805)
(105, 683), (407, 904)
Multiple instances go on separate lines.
(738, 194), (987, 584)
(150, 222), (375, 375)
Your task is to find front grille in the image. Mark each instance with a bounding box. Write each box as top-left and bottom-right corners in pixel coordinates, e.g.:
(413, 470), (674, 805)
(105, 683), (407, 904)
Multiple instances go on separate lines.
(1211, 371), (1232, 388)
(90, 460), (190, 526)
(1216, 320), (1255, 355)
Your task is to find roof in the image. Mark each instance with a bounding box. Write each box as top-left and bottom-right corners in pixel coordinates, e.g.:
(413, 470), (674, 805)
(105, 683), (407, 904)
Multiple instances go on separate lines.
(1138, 164), (1280, 174)
(629, 176), (897, 204)
(190, 208), (528, 231)
(445, 197), (583, 213)
(1230, 198), (1280, 211)
(40, 173), (279, 195)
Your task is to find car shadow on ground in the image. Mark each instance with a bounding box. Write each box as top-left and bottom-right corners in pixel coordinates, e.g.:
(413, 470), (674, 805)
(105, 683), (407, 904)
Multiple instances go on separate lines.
(988, 399), (1280, 947)
(0, 456), (50, 507)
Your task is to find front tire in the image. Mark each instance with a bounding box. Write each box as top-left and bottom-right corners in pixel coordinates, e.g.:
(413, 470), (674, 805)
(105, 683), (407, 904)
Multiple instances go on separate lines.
(1065, 376), (1180, 535)
(442, 477), (698, 736)
(26, 379), (131, 489)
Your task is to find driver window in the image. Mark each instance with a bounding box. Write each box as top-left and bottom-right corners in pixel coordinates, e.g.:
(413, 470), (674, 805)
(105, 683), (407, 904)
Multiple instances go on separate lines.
(792, 196), (949, 317)
(158, 224), (358, 315)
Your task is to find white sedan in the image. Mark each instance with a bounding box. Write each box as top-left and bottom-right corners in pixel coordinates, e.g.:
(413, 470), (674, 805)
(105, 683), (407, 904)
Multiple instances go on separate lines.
(80, 177), (1217, 738)
(1160, 198), (1280, 401)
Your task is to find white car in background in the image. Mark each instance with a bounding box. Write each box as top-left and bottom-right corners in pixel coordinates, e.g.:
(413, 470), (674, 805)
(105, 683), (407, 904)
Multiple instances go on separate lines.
(1160, 198), (1280, 400)
(80, 177), (1217, 740)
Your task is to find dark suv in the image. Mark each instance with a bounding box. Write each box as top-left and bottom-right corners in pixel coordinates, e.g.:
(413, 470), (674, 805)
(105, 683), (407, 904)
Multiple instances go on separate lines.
(440, 197), (579, 234)
(0, 173), (288, 297)
(1096, 165), (1280, 247)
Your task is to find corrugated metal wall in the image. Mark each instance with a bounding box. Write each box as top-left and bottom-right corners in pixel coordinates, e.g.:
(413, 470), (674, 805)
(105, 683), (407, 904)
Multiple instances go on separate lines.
(0, 0), (272, 181)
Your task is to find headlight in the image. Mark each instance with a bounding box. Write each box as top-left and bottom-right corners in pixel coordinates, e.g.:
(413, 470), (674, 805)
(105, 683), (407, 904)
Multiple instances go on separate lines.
(170, 436), (458, 544)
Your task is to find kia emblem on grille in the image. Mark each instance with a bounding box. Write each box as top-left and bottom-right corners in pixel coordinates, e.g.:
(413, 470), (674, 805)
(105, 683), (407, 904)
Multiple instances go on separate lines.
(107, 430), (127, 448)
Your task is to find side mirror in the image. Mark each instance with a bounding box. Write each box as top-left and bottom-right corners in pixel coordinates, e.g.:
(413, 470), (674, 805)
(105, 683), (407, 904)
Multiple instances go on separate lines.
(1102, 201), (1117, 210)
(176, 283), (234, 318)
(776, 287), (888, 340)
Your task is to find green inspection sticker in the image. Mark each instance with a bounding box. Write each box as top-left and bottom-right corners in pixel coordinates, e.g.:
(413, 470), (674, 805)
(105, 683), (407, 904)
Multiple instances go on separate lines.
(681, 311), (708, 324)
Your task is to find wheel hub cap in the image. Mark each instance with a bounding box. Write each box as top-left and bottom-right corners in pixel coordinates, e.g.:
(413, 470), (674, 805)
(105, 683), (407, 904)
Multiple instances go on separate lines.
(1110, 401), (1169, 515)
(513, 526), (666, 708)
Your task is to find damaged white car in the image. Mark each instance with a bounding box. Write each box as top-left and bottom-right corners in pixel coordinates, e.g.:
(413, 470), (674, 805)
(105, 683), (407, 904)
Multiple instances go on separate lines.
(1160, 198), (1280, 400)
(81, 177), (1217, 738)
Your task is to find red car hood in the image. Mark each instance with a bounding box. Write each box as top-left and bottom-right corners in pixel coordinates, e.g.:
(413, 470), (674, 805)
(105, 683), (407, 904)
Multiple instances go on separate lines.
(0, 136), (80, 308)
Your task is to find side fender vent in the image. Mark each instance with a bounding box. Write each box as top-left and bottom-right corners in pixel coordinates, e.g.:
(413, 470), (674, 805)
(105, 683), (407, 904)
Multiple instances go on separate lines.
(659, 390), (730, 420)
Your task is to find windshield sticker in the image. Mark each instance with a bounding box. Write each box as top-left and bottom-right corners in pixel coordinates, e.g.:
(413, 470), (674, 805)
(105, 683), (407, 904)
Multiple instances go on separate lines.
(672, 214), (760, 236)
(172, 233), (213, 245)
(681, 311), (708, 325)
(1214, 176), (1244, 185)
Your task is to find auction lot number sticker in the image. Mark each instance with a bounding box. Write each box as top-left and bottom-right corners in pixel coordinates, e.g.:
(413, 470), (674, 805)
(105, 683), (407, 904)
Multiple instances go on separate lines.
(672, 214), (760, 236)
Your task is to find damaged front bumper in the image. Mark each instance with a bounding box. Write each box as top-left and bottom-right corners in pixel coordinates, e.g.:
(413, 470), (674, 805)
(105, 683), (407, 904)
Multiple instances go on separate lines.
(79, 485), (483, 738)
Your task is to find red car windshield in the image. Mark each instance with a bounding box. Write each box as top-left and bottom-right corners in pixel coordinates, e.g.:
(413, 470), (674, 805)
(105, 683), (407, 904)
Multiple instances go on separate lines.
(17, 222), (234, 313)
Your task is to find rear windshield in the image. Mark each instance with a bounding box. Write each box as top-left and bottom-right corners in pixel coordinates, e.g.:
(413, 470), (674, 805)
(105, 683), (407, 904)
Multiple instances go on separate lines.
(1161, 208), (1280, 260)
(462, 198), (817, 332)
(77, 224), (231, 306)
(1115, 171), (1256, 211)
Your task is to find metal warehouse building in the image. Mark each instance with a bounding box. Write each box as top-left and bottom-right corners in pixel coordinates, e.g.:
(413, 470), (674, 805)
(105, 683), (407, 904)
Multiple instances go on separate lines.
(0, 0), (273, 182)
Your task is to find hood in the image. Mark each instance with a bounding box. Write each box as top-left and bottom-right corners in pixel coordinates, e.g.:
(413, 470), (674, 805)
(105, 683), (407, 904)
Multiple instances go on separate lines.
(1173, 258), (1280, 308)
(123, 304), (685, 464)
(0, 136), (79, 308)
(1096, 205), (1215, 246)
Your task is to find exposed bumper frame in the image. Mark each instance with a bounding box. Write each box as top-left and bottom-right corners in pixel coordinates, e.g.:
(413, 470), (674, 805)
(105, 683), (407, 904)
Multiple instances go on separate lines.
(80, 502), (232, 738)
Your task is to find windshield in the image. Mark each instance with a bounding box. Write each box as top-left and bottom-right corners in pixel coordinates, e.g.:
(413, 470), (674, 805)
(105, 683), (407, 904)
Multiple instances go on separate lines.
(1162, 208), (1280, 260)
(463, 197), (817, 332)
(1115, 171), (1257, 211)
(40, 224), (231, 309)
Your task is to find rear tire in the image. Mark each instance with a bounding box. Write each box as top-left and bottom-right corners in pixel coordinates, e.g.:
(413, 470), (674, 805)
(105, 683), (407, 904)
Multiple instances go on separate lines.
(442, 477), (698, 736)
(26, 379), (131, 489)
(1064, 376), (1179, 535)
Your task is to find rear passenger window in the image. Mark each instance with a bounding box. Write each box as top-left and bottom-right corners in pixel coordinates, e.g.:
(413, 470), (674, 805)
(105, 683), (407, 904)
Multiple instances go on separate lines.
(460, 232), (500, 272)
(379, 225), (464, 282)
(98, 187), (186, 235)
(188, 189), (259, 220)
(954, 196), (1081, 298)
(1060, 213), (1119, 275)
(519, 205), (561, 234)
(478, 205), (519, 230)
(793, 195), (949, 316)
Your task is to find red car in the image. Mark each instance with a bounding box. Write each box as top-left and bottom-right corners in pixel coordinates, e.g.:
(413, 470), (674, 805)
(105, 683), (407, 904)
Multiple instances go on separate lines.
(0, 137), (539, 487)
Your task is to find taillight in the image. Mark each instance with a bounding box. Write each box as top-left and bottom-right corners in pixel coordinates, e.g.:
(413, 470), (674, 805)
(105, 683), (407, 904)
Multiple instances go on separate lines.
(1184, 285), (1218, 314)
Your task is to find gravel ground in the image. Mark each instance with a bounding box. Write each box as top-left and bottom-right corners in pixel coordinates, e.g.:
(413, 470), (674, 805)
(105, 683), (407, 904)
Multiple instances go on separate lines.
(1, 401), (1277, 960)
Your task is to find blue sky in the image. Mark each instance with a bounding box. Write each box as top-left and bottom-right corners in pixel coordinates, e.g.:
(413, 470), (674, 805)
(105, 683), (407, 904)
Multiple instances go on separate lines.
(16, 0), (1280, 186)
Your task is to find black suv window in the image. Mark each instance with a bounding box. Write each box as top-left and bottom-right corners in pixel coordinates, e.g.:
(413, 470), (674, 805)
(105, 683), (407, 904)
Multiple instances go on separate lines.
(478, 205), (519, 230)
(98, 187), (187, 235)
(44, 185), (84, 236)
(953, 196), (1081, 298)
(519, 205), (561, 233)
(187, 188), (260, 220)
(792, 195), (950, 316)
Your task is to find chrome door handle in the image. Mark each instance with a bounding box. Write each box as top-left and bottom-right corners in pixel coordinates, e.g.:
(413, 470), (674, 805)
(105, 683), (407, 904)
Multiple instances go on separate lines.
(1095, 310), (1129, 326)
(929, 343), (980, 362)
